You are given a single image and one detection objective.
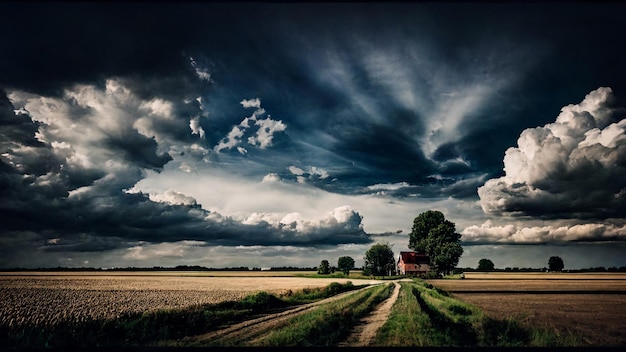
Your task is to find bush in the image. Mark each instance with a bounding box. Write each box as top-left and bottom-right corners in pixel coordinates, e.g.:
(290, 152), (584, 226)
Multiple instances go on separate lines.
(324, 281), (352, 296)
(448, 304), (472, 316)
(434, 287), (450, 297)
(481, 317), (530, 347)
(239, 292), (284, 310)
(424, 271), (441, 279)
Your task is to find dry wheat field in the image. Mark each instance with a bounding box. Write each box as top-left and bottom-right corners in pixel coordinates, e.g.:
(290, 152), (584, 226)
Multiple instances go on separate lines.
(428, 272), (626, 346)
(0, 271), (382, 330)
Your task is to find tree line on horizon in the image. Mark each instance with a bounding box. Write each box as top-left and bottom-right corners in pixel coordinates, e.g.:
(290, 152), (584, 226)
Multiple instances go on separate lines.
(3, 265), (625, 273)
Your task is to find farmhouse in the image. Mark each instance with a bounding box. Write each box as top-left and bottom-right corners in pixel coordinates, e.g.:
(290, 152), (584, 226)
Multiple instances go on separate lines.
(397, 251), (430, 277)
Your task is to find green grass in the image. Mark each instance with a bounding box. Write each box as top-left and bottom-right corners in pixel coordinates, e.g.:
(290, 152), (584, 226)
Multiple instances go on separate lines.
(529, 326), (586, 347)
(296, 271), (403, 280)
(238, 283), (394, 347)
(412, 285), (479, 346)
(295, 272), (353, 279)
(277, 281), (363, 303)
(372, 282), (438, 346)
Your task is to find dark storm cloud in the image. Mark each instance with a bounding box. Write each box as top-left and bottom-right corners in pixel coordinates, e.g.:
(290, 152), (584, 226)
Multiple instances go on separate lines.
(6, 2), (624, 197)
(0, 85), (371, 250)
(329, 122), (435, 186)
(1, 86), (189, 239)
(0, 3), (212, 96)
(2, 2), (626, 268)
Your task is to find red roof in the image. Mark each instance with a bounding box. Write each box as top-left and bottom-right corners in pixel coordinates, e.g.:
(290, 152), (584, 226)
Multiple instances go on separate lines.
(399, 251), (429, 264)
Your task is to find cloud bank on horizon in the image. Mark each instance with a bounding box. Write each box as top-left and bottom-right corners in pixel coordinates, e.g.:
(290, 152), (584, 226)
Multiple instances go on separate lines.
(1, 3), (626, 268)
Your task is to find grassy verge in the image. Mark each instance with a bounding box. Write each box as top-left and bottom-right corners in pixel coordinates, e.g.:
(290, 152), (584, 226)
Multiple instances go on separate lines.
(374, 280), (582, 347)
(230, 283), (394, 347)
(296, 271), (403, 280)
(1, 281), (363, 349)
(295, 272), (357, 279)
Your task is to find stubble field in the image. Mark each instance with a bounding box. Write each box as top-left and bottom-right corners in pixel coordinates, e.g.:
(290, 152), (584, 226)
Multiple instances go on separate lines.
(0, 271), (382, 329)
(427, 272), (626, 346)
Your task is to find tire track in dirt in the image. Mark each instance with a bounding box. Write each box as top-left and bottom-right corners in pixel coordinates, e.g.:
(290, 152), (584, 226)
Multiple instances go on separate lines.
(178, 284), (380, 346)
(337, 281), (402, 347)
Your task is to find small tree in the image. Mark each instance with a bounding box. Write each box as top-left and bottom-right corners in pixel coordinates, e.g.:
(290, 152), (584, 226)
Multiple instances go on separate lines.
(477, 258), (495, 271)
(548, 256), (564, 272)
(337, 256), (355, 275)
(318, 259), (331, 275)
(363, 242), (395, 277)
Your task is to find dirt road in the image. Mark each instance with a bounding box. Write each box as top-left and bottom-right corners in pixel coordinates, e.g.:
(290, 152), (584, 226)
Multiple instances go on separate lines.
(179, 284), (380, 346)
(178, 281), (403, 347)
(337, 281), (400, 347)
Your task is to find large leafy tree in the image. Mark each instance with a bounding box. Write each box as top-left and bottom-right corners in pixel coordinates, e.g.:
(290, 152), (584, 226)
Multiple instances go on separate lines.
(409, 210), (463, 276)
(477, 258), (495, 271)
(548, 256), (564, 272)
(363, 242), (395, 277)
(337, 256), (355, 275)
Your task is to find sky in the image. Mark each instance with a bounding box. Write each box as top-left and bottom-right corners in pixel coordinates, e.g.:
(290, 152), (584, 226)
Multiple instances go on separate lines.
(1, 2), (626, 270)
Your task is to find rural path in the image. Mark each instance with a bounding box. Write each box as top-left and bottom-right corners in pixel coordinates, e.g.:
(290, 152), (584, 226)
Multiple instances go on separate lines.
(337, 281), (401, 347)
(178, 284), (380, 346)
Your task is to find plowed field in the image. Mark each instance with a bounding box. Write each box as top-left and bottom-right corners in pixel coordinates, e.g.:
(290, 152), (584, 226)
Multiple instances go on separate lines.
(427, 272), (626, 346)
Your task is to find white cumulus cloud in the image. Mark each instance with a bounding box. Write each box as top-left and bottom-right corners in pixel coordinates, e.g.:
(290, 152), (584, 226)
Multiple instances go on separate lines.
(215, 98), (286, 152)
(367, 182), (410, 191)
(190, 57), (212, 82)
(287, 165), (329, 183)
(478, 87), (626, 219)
(241, 205), (365, 242)
(262, 173), (281, 183)
(247, 117), (286, 149)
(240, 98), (262, 109)
(462, 220), (626, 243)
(288, 165), (305, 175)
(189, 116), (205, 139)
(147, 190), (199, 207)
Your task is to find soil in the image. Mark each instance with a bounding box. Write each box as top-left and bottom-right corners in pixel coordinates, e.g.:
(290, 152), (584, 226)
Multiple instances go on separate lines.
(427, 274), (626, 347)
(452, 293), (626, 346)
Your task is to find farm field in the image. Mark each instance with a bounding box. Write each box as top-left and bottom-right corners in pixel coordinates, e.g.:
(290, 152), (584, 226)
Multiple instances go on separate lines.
(3, 271), (626, 347)
(427, 272), (626, 346)
(0, 270), (320, 277)
(0, 271), (383, 329)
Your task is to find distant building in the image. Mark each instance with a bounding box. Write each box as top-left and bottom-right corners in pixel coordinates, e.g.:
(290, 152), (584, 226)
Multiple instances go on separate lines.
(397, 251), (430, 277)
